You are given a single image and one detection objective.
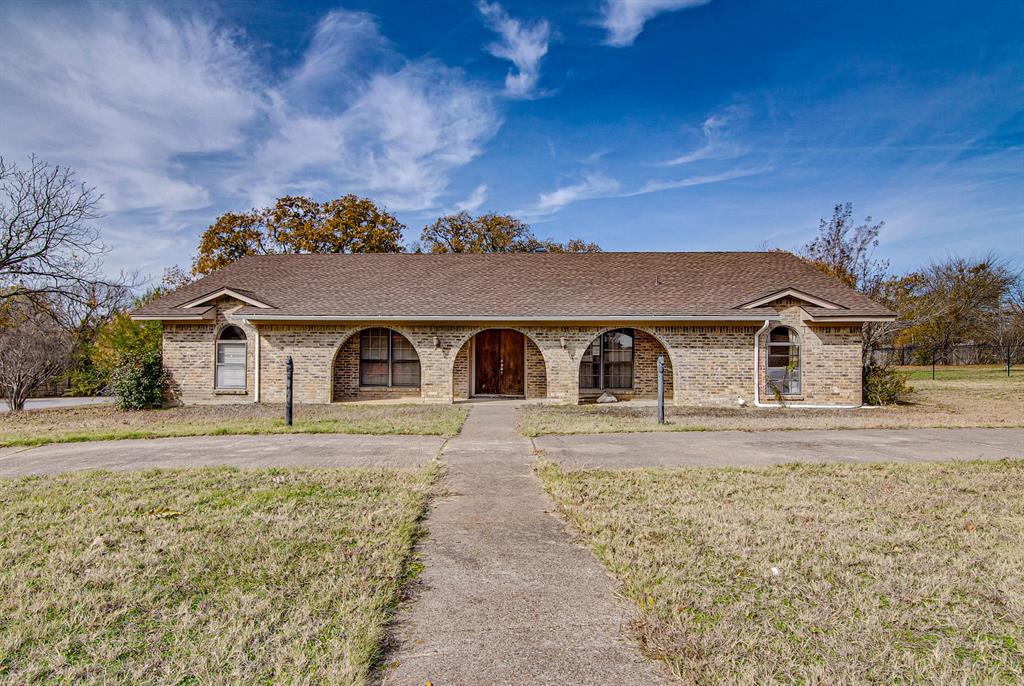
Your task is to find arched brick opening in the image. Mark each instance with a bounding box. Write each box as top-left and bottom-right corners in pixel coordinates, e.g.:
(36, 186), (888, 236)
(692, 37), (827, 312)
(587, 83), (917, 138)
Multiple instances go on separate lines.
(330, 326), (424, 402)
(577, 327), (674, 402)
(451, 328), (548, 401)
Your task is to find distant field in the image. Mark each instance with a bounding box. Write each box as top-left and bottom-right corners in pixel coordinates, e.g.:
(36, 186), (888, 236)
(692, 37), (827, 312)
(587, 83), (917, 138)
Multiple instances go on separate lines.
(898, 363), (1021, 381)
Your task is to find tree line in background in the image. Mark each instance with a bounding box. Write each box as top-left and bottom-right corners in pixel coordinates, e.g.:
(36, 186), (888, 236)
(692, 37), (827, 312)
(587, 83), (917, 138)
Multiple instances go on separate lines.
(1, 155), (1021, 410)
(796, 203), (1022, 402)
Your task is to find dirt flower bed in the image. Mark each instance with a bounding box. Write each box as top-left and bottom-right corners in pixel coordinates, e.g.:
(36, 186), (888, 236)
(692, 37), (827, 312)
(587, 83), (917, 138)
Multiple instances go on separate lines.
(520, 367), (1024, 435)
(537, 459), (1024, 685)
(0, 403), (468, 447)
(0, 465), (436, 685)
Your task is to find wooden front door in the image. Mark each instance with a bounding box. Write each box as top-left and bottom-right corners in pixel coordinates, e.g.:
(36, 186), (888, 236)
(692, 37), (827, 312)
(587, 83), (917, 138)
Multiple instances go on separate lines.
(474, 329), (525, 396)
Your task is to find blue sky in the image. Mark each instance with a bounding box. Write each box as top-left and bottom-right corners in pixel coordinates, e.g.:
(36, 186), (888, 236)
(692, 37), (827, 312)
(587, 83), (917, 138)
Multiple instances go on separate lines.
(1, 0), (1021, 280)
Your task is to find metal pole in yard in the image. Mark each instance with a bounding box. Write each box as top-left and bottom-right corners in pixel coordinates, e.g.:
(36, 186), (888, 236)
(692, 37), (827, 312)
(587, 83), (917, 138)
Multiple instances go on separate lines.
(931, 350), (936, 381)
(657, 355), (665, 425)
(285, 356), (293, 427)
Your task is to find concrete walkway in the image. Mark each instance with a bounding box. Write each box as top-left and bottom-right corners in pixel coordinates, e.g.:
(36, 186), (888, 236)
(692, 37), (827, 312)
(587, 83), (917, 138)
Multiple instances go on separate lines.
(383, 403), (671, 685)
(535, 427), (1024, 469)
(0, 434), (442, 477)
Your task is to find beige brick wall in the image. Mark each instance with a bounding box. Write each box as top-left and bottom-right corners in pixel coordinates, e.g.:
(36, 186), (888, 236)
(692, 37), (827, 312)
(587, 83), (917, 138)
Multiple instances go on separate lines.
(161, 303), (863, 407)
(163, 298), (256, 405)
(758, 300), (862, 405)
(525, 337), (547, 399)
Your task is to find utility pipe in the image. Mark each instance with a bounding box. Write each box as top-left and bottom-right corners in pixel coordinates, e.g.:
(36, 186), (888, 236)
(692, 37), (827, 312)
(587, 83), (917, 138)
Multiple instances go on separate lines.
(752, 318), (863, 409)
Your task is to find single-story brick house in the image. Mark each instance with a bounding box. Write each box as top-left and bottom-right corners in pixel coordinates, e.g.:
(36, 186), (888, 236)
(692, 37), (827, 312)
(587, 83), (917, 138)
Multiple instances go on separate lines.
(131, 252), (895, 407)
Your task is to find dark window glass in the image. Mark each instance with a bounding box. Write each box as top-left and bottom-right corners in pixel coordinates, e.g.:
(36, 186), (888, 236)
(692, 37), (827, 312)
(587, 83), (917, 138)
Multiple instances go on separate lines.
(390, 333), (421, 387)
(579, 337), (602, 389)
(218, 325), (246, 341)
(766, 326), (801, 395)
(579, 328), (634, 390)
(359, 328), (420, 387)
(360, 328), (390, 386)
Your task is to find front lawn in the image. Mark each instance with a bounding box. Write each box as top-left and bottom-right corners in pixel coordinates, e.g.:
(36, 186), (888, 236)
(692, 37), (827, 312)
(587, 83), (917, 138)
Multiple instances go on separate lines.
(0, 465), (436, 685)
(0, 403), (468, 447)
(520, 365), (1024, 435)
(536, 459), (1024, 685)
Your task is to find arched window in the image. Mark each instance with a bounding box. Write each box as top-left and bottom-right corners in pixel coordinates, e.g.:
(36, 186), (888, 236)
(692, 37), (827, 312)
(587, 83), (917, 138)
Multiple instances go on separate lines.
(360, 328), (420, 387)
(766, 326), (800, 395)
(216, 325), (247, 390)
(580, 328), (634, 390)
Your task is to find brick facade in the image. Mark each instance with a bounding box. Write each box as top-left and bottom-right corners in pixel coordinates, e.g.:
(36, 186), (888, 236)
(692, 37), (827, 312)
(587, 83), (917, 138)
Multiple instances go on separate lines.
(161, 298), (863, 407)
(163, 298), (257, 405)
(758, 298), (862, 405)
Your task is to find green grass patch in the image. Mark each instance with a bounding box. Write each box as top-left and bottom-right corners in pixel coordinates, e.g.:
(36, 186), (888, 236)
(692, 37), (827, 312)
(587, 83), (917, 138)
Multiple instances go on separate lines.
(898, 363), (1022, 381)
(0, 464), (438, 685)
(0, 403), (468, 448)
(536, 459), (1024, 684)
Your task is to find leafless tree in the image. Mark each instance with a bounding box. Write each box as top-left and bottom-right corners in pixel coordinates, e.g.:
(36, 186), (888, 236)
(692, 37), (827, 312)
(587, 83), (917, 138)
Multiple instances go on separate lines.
(991, 276), (1024, 375)
(800, 202), (888, 296)
(1, 155), (133, 306)
(0, 298), (72, 411)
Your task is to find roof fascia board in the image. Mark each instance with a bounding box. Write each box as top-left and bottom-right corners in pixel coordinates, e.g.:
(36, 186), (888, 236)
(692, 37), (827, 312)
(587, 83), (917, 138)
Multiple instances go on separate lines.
(241, 313), (781, 323)
(130, 313), (214, 321)
(803, 314), (896, 323)
(740, 288), (844, 310)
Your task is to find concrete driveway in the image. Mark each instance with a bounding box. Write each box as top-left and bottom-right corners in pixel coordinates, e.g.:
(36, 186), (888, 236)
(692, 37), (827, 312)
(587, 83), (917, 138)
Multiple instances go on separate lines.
(0, 434), (445, 477)
(534, 428), (1024, 469)
(0, 396), (112, 413)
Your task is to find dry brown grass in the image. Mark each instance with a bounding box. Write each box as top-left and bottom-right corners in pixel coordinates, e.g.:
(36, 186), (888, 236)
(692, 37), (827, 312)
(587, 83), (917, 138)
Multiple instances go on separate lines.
(0, 464), (437, 685)
(520, 366), (1024, 436)
(0, 403), (468, 447)
(537, 459), (1024, 685)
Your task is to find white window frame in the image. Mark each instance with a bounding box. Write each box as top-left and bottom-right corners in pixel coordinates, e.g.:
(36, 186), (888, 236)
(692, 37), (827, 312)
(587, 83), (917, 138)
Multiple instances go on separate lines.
(215, 327), (247, 390)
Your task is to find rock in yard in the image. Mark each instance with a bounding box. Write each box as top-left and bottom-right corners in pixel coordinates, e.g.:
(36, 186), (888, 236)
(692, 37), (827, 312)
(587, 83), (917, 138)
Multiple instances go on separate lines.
(596, 392), (618, 403)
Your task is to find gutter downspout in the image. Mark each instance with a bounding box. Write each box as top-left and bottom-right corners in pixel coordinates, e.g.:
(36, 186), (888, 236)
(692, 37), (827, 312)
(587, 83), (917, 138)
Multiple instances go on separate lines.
(252, 325), (260, 403)
(753, 319), (771, 407)
(753, 318), (862, 409)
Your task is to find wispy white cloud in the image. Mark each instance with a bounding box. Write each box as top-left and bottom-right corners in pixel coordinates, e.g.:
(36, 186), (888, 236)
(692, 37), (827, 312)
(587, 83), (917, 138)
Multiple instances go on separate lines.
(535, 175), (621, 214)
(527, 166), (765, 215)
(237, 49), (500, 210)
(623, 167), (770, 196)
(601, 0), (711, 47)
(478, 1), (552, 98)
(0, 8), (259, 214)
(0, 5), (501, 272)
(455, 184), (489, 212)
(665, 108), (748, 165)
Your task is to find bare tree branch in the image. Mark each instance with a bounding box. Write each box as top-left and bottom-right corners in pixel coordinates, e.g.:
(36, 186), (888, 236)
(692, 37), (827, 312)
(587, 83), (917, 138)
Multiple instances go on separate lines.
(0, 155), (136, 307)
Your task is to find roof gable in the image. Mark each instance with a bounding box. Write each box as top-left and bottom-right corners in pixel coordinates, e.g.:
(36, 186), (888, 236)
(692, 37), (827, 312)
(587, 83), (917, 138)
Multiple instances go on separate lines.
(179, 287), (272, 309)
(738, 288), (843, 310)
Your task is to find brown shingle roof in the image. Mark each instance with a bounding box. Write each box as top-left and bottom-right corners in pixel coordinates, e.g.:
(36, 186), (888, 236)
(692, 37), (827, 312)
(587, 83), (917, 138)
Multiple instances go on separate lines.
(132, 252), (895, 320)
